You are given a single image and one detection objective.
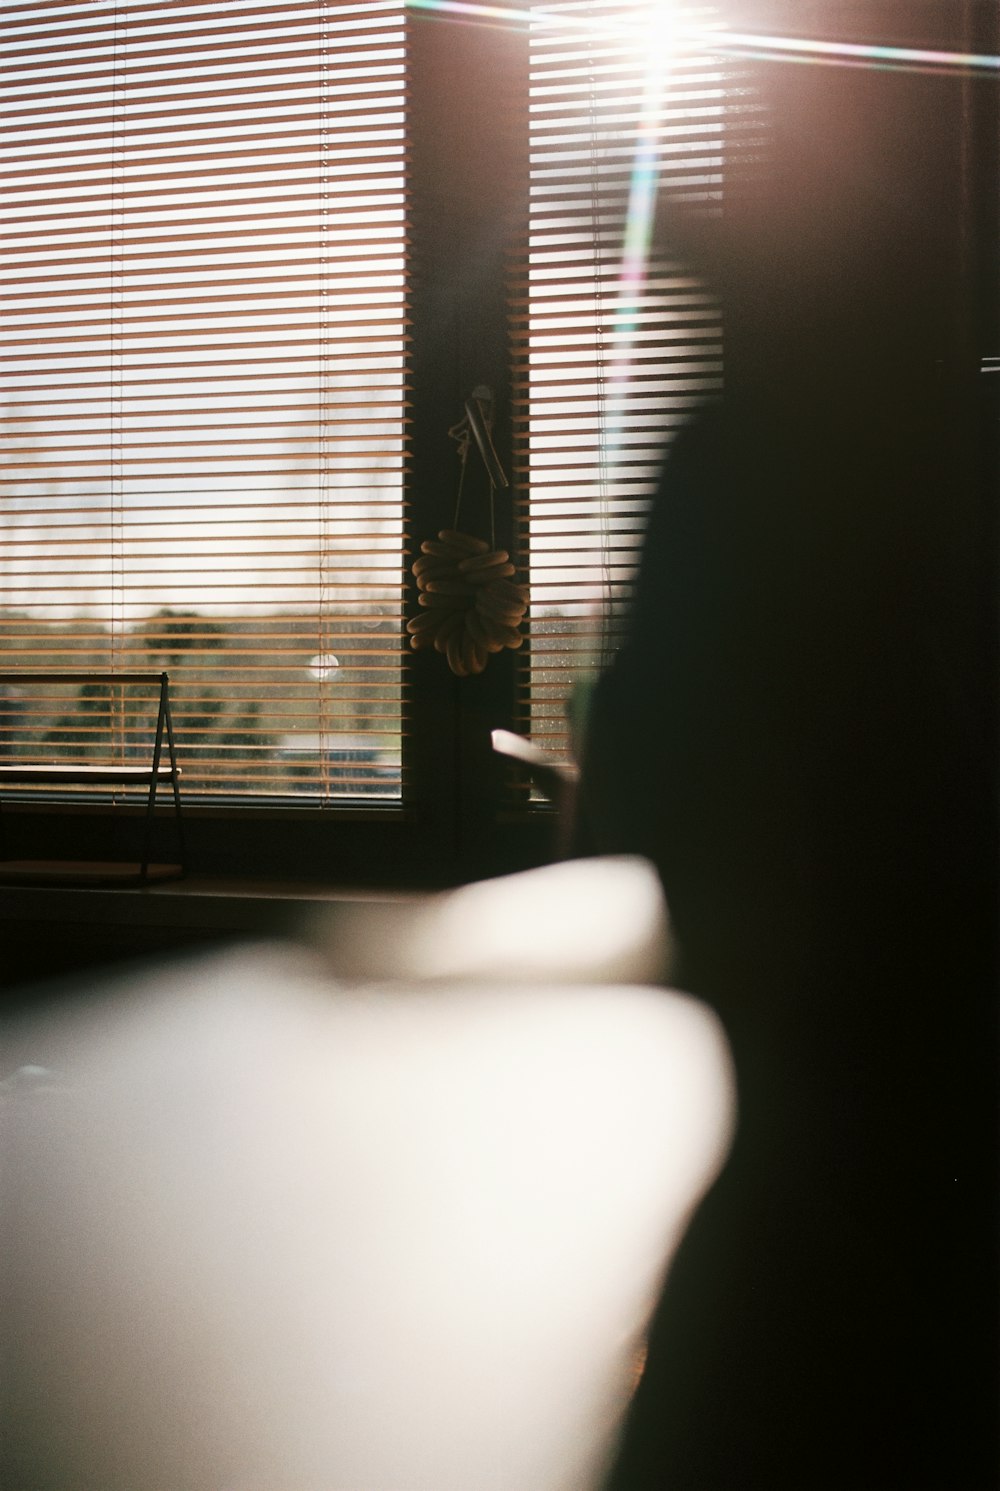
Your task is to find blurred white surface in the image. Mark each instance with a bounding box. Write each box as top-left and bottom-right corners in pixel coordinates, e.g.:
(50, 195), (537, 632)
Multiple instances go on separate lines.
(304, 854), (674, 987)
(2, 860), (733, 1491)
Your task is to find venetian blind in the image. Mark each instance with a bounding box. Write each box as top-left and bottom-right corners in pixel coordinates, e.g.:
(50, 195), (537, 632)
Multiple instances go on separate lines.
(514, 0), (726, 761)
(0, 0), (407, 800)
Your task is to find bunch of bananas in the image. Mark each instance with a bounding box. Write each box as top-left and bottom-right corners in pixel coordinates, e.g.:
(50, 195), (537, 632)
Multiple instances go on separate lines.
(406, 529), (528, 676)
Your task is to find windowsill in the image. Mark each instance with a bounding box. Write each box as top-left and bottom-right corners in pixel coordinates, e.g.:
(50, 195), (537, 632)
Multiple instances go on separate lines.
(0, 794), (414, 822)
(0, 873), (419, 937)
(0, 785), (559, 959)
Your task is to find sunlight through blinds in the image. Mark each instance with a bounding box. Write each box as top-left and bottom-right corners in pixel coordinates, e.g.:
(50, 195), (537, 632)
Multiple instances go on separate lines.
(514, 1), (725, 762)
(0, 0), (407, 801)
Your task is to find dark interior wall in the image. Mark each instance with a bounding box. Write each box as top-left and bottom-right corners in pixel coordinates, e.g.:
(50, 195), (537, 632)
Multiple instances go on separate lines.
(589, 7), (1000, 1484)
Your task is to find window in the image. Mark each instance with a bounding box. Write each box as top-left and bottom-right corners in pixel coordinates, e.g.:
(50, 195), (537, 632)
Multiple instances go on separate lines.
(1, 0), (407, 801)
(1, 0), (730, 871)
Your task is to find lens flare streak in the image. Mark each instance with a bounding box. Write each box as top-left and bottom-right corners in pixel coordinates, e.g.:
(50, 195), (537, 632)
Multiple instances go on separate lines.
(710, 28), (1000, 76)
(602, 4), (681, 474)
(405, 1), (1000, 76)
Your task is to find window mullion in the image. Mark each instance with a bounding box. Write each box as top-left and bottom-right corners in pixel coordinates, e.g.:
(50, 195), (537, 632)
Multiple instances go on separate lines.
(404, 5), (533, 881)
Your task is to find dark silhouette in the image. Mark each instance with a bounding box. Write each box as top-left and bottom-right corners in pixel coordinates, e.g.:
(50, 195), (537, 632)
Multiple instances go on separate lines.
(577, 21), (998, 1489)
